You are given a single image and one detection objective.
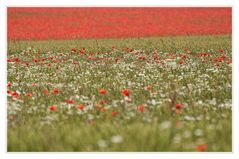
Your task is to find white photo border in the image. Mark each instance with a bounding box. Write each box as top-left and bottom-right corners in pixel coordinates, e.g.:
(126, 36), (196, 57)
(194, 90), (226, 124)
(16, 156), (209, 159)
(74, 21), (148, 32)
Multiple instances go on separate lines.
(1, 0), (237, 159)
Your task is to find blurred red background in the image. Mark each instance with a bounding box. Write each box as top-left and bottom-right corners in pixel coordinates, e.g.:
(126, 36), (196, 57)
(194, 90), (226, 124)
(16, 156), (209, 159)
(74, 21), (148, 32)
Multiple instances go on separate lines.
(7, 7), (232, 40)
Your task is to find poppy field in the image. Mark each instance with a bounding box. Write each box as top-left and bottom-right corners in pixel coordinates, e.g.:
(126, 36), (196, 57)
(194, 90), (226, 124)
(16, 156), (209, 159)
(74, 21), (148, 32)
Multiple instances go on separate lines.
(8, 8), (231, 40)
(7, 8), (232, 152)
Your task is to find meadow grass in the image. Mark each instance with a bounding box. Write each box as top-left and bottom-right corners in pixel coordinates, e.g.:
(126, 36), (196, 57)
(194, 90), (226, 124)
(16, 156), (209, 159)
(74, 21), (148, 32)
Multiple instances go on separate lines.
(8, 35), (231, 53)
(7, 35), (232, 152)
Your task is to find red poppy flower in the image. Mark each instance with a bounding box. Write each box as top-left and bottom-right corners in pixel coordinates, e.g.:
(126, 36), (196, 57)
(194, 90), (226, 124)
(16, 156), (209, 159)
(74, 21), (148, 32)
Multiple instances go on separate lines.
(66, 100), (75, 104)
(53, 89), (59, 94)
(33, 59), (38, 63)
(25, 93), (32, 98)
(197, 144), (207, 152)
(12, 92), (20, 99)
(146, 85), (152, 91)
(70, 48), (76, 53)
(179, 61), (183, 65)
(43, 89), (49, 94)
(12, 92), (18, 96)
(76, 104), (85, 110)
(73, 60), (78, 64)
(121, 89), (130, 96)
(7, 83), (11, 87)
(23, 62), (29, 67)
(99, 88), (107, 95)
(42, 58), (47, 61)
(99, 100), (108, 105)
(7, 90), (11, 94)
(219, 49), (224, 53)
(137, 105), (145, 112)
(15, 58), (20, 63)
(175, 103), (183, 109)
(111, 111), (117, 117)
(50, 105), (57, 111)
(139, 56), (146, 60)
(88, 55), (94, 60)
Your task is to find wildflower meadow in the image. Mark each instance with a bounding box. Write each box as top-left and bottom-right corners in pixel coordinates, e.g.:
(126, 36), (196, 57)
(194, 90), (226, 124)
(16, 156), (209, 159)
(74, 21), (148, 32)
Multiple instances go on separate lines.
(7, 7), (232, 152)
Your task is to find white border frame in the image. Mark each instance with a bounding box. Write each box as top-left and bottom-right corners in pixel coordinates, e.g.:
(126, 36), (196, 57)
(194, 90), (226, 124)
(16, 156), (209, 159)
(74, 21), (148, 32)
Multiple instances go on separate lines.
(1, 0), (237, 159)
